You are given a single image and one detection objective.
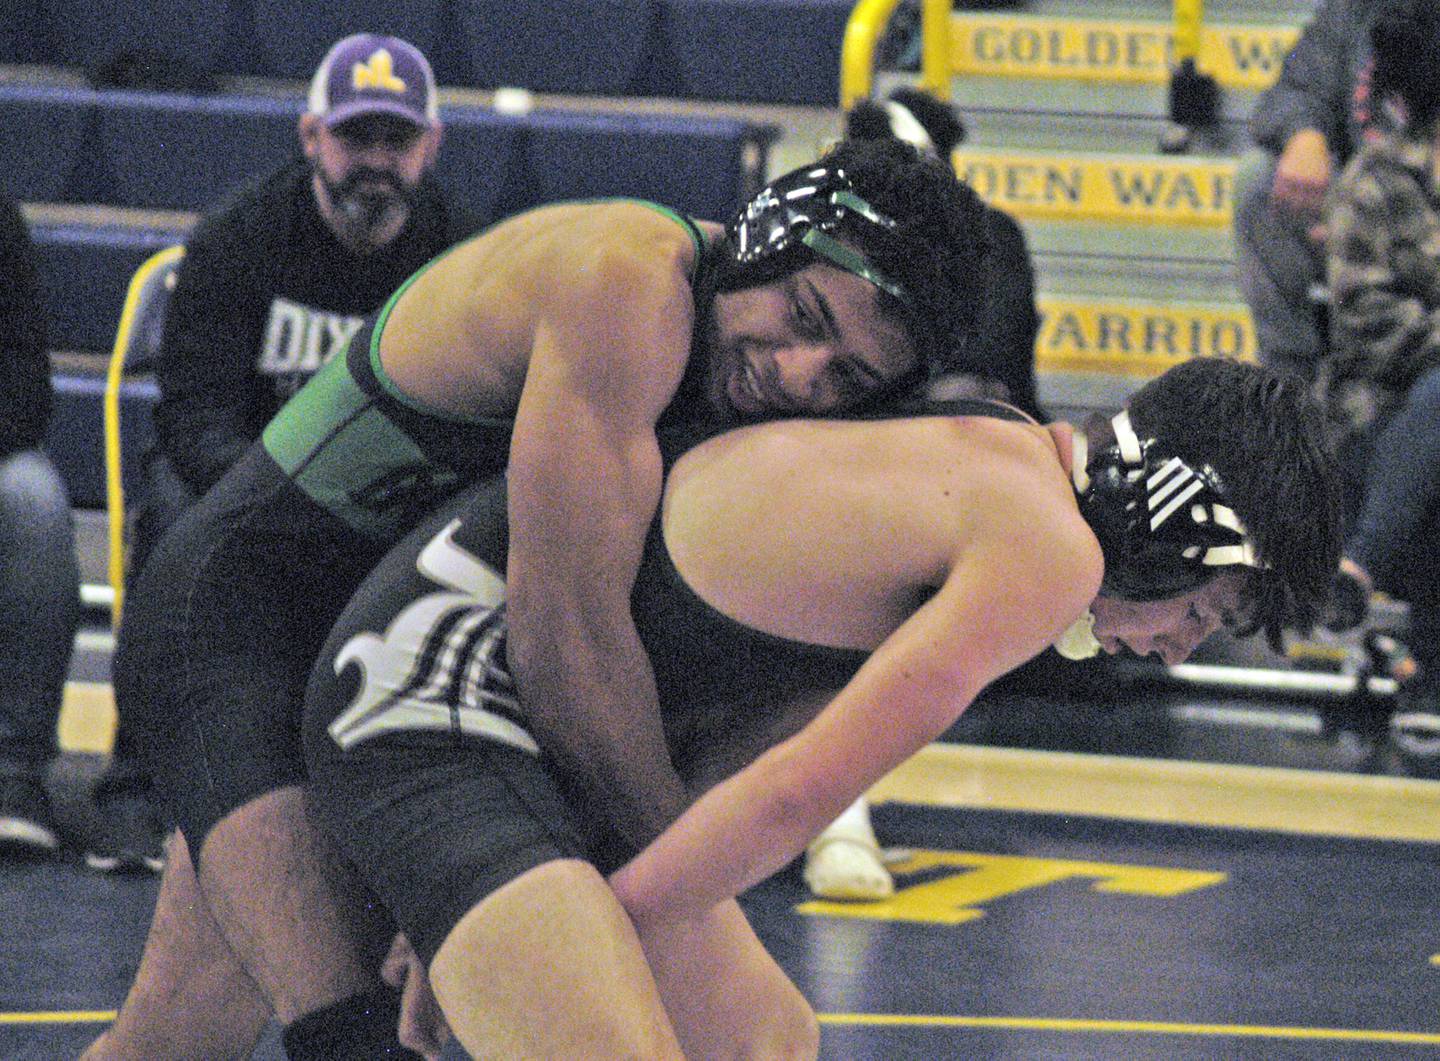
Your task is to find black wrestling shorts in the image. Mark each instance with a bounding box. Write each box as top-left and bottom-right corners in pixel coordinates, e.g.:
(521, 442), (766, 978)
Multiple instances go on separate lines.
(301, 480), (610, 965)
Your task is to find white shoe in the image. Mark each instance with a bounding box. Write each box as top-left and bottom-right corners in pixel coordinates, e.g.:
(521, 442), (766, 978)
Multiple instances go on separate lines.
(803, 798), (893, 900)
(803, 835), (894, 899)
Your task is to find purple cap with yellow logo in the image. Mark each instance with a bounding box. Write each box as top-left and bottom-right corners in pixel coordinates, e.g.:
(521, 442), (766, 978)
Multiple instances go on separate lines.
(306, 33), (438, 129)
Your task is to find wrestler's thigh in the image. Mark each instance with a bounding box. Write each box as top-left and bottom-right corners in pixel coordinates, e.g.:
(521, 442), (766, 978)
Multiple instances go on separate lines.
(115, 537), (321, 848)
(307, 727), (593, 968)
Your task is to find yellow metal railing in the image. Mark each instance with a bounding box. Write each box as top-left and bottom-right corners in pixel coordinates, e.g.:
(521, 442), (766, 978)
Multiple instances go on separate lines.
(1173, 0), (1204, 66)
(841, 0), (898, 109)
(917, 0), (950, 101)
(105, 244), (184, 626)
(840, 0), (951, 110)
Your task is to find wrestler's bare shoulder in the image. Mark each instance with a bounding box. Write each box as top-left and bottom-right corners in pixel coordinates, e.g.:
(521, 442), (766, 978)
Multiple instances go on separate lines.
(378, 200), (710, 415)
(443, 199), (712, 283)
(663, 415), (1091, 648)
(673, 415), (1070, 510)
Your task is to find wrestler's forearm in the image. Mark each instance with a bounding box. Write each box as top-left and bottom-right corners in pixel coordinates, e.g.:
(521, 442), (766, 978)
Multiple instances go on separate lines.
(509, 613), (691, 850)
(611, 737), (849, 928)
(504, 298), (688, 849)
(612, 600), (1010, 925)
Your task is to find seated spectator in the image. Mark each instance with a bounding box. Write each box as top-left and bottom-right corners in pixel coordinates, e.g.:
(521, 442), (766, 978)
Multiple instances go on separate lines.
(0, 195), (81, 861)
(87, 32), (474, 873)
(1319, 0), (1440, 775)
(1233, 0), (1388, 384)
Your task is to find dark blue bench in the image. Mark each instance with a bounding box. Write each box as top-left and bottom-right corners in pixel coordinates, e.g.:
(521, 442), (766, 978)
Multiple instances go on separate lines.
(450, 0), (854, 103)
(31, 218), (188, 355)
(247, 0), (470, 85)
(14, 0), (847, 106)
(0, 5), (52, 66)
(496, 108), (774, 221)
(47, 367), (157, 511)
(23, 99), (775, 357)
(0, 84), (774, 222)
(456, 0), (661, 96)
(0, 85), (96, 204)
(21, 0), (236, 76)
(94, 91), (303, 211)
(25, 0), (470, 84)
(660, 0), (851, 106)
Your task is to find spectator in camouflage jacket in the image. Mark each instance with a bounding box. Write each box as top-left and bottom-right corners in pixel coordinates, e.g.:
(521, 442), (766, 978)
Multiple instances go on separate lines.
(1319, 0), (1440, 762)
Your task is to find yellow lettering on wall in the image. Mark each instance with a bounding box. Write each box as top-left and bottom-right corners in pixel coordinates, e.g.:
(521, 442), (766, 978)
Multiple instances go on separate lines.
(798, 849), (1226, 924)
(951, 13), (1298, 90)
(1034, 297), (1256, 376)
(952, 149), (1235, 226)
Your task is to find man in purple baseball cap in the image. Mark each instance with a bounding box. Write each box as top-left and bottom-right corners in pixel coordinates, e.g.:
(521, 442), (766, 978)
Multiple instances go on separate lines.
(79, 34), (467, 1057)
(300, 33), (444, 253)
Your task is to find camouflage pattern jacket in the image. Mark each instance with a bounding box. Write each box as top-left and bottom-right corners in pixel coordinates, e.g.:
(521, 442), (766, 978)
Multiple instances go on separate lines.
(1321, 129), (1440, 444)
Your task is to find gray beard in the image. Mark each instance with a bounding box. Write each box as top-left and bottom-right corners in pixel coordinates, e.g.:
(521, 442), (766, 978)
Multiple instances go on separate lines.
(318, 167), (418, 246)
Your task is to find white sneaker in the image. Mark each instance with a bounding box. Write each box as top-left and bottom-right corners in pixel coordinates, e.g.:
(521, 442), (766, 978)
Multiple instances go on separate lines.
(802, 798), (893, 900)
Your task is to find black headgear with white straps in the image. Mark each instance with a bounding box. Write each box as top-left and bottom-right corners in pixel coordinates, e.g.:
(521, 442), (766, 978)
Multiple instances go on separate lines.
(1074, 410), (1263, 602)
(719, 162), (913, 306)
(716, 161), (945, 394)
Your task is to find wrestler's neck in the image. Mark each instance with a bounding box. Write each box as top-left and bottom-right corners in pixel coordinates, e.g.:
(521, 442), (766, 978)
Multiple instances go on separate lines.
(1045, 421), (1077, 480)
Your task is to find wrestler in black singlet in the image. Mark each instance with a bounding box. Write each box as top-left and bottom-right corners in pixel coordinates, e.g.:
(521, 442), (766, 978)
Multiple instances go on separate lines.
(117, 202), (717, 847)
(300, 398), (1028, 965)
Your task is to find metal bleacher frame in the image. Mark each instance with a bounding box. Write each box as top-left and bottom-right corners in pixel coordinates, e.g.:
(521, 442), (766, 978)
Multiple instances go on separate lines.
(101, 244), (184, 625)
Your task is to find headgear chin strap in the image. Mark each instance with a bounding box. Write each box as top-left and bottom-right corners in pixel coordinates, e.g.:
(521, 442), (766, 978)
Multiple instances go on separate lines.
(1074, 410), (1263, 602)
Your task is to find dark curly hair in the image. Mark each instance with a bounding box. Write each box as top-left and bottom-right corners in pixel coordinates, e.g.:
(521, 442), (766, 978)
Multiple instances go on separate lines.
(818, 136), (992, 383)
(711, 137), (992, 388)
(1371, 0), (1440, 130)
(1124, 357), (1342, 648)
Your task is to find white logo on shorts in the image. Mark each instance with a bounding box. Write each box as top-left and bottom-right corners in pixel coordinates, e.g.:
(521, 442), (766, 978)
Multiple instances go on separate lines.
(327, 519), (539, 755)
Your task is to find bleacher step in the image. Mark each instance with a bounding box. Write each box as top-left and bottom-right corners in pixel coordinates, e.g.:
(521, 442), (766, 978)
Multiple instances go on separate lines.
(953, 145), (1236, 229)
(1027, 217), (1234, 269)
(945, 8), (1301, 100)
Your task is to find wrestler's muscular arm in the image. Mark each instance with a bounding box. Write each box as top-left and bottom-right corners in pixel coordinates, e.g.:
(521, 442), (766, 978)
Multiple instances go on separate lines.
(505, 234), (694, 852)
(505, 237), (821, 1061)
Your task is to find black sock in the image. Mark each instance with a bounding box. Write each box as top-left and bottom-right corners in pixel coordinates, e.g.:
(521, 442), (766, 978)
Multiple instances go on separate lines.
(281, 987), (423, 1059)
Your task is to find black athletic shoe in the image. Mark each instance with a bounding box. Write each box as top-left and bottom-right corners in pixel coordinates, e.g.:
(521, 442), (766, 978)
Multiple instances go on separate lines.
(83, 771), (164, 874)
(0, 772), (61, 858)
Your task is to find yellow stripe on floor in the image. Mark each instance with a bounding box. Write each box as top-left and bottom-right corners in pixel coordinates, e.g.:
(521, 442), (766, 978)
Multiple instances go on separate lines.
(58, 681), (116, 756)
(0, 1010), (116, 1025)
(950, 13), (1300, 90)
(869, 742), (1440, 844)
(818, 1011), (1440, 1045)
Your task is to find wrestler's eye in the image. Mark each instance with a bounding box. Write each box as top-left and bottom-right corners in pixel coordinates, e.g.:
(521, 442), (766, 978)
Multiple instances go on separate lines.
(791, 295), (822, 339)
